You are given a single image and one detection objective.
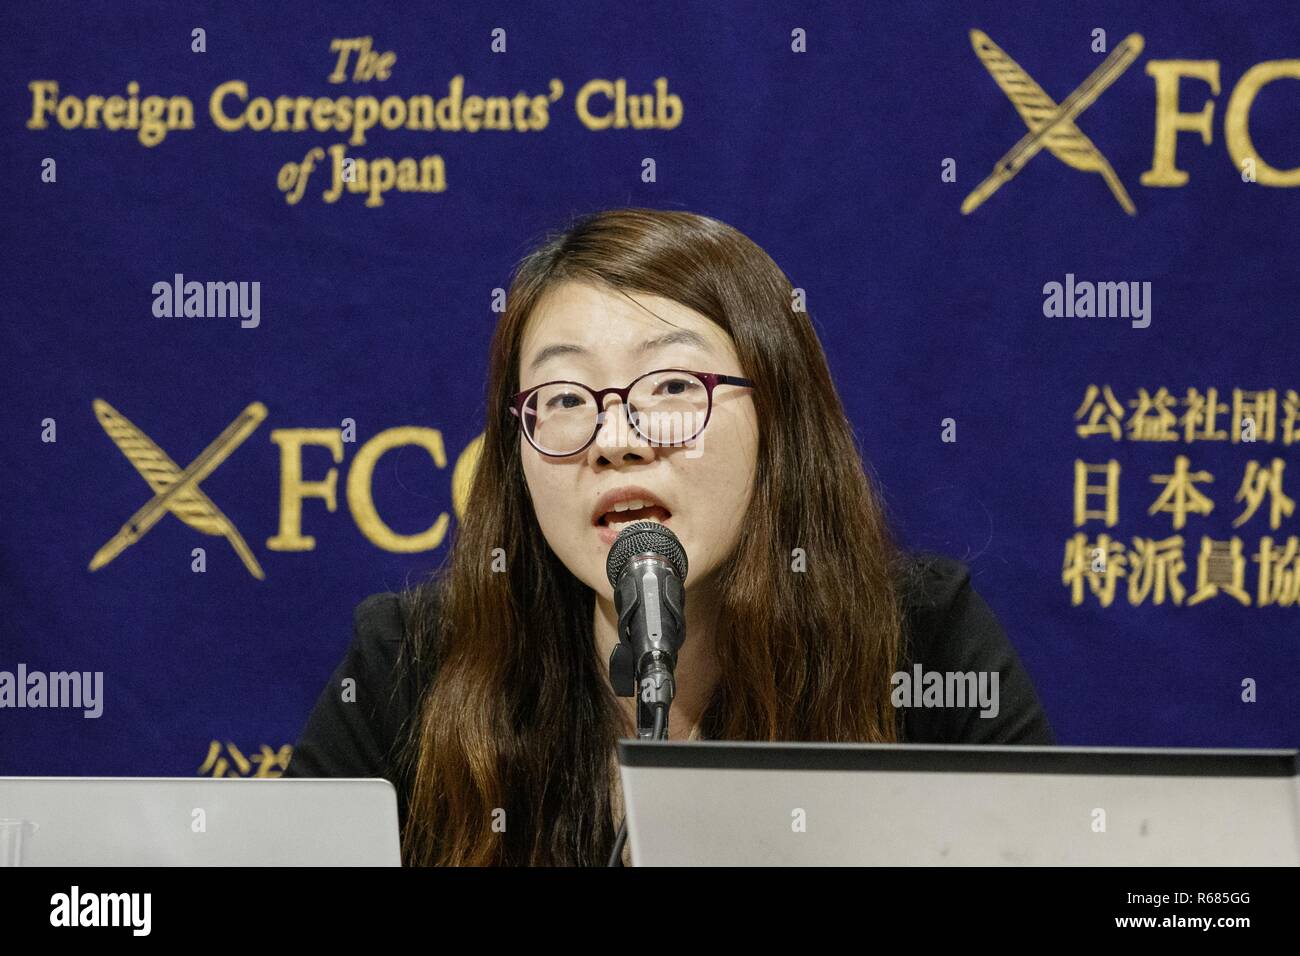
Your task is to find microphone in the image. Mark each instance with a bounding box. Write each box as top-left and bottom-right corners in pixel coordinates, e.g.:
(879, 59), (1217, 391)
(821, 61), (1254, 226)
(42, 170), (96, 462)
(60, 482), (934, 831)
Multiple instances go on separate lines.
(605, 519), (687, 868)
(604, 520), (688, 740)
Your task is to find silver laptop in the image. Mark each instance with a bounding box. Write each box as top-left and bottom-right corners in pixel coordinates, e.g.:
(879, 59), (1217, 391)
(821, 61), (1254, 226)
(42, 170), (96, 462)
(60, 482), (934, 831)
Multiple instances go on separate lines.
(617, 741), (1300, 866)
(0, 777), (400, 866)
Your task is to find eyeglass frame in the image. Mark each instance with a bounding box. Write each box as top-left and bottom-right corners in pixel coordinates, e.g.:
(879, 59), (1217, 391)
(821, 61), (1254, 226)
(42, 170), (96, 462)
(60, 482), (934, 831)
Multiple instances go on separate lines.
(508, 367), (756, 457)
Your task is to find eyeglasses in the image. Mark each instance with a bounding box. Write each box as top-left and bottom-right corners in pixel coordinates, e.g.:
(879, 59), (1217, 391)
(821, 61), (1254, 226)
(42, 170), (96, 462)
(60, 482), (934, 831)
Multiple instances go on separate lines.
(509, 367), (755, 457)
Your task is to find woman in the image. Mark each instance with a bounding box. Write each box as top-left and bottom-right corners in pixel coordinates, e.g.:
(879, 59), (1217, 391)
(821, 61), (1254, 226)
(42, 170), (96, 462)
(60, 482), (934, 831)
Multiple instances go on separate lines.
(284, 207), (1054, 866)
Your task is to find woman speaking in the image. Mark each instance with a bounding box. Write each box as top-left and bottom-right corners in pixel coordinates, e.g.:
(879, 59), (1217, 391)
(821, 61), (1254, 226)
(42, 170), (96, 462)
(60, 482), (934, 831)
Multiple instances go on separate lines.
(284, 207), (1054, 865)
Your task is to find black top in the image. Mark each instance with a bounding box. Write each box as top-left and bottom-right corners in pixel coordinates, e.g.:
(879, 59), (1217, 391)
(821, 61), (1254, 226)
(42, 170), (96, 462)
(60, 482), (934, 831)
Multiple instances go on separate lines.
(283, 553), (1056, 832)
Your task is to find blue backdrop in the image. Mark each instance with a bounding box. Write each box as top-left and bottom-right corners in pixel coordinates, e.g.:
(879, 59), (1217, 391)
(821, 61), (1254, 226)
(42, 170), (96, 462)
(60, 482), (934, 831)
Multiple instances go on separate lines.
(2, 0), (1297, 780)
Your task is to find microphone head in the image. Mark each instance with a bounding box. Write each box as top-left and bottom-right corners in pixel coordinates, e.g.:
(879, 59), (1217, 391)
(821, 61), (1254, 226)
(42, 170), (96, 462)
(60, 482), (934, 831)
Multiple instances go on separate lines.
(605, 520), (688, 588)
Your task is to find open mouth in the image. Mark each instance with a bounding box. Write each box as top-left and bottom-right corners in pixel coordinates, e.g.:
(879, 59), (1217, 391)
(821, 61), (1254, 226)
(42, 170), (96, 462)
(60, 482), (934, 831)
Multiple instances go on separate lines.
(595, 503), (673, 531)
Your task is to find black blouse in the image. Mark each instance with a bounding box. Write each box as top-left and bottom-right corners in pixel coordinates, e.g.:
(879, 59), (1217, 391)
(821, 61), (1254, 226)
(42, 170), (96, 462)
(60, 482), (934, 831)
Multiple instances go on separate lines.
(283, 553), (1056, 832)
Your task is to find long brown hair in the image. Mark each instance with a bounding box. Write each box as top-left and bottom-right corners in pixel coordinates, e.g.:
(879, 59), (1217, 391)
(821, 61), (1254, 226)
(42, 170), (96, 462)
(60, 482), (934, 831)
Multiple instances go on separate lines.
(396, 207), (909, 865)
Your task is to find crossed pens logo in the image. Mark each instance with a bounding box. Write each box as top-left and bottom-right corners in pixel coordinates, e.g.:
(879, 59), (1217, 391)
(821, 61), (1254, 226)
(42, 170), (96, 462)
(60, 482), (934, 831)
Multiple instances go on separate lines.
(963, 30), (1145, 216)
(89, 399), (267, 579)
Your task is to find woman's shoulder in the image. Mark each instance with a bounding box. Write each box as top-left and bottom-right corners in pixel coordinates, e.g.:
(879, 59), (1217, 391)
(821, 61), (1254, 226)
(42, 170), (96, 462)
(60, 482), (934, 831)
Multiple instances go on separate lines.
(352, 584), (443, 700)
(352, 591), (407, 645)
(895, 551), (986, 655)
(351, 582), (441, 654)
(893, 550), (1056, 744)
(894, 548), (1007, 670)
(342, 592), (414, 702)
(897, 551), (974, 613)
(289, 582), (443, 760)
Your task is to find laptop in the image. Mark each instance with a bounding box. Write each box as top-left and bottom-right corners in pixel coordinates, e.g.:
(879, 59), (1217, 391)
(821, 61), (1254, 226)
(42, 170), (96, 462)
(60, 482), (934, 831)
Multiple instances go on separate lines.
(616, 741), (1300, 865)
(0, 777), (400, 866)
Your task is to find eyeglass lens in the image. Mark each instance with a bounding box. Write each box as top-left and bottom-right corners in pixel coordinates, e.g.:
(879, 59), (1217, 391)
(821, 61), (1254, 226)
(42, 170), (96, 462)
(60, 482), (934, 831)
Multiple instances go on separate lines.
(522, 370), (709, 455)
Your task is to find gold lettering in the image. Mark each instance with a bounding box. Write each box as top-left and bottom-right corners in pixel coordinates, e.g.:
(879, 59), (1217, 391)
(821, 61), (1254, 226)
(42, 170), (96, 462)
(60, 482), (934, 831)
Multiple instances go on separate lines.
(209, 79), (248, 132)
(1142, 60), (1220, 187)
(346, 428), (449, 552)
(1225, 60), (1300, 186)
(267, 428), (343, 551)
(451, 433), (484, 521)
(575, 78), (616, 130)
(27, 80), (58, 129)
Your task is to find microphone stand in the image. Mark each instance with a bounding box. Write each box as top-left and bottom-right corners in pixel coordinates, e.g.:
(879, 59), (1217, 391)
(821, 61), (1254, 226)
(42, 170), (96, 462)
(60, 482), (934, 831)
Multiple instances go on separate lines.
(606, 612), (678, 866)
(636, 657), (677, 738)
(608, 700), (668, 867)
